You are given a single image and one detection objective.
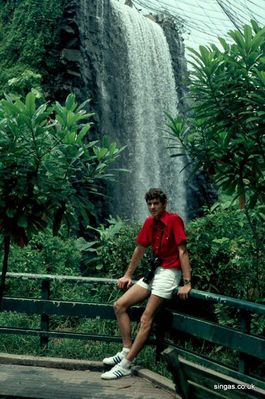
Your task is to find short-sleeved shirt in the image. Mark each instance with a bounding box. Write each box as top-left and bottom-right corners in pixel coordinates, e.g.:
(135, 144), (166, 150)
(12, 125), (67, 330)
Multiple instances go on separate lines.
(136, 211), (187, 269)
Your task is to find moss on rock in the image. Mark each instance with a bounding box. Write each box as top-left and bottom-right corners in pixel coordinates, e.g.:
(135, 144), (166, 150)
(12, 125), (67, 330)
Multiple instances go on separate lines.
(0, 0), (65, 98)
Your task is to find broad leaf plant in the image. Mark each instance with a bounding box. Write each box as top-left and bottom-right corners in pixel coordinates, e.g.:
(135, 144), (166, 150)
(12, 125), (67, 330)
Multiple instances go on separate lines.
(0, 91), (124, 304)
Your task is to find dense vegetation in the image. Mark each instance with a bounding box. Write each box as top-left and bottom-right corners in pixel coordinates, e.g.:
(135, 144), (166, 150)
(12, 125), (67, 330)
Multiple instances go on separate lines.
(167, 21), (265, 302)
(0, 91), (124, 303)
(0, 0), (65, 98)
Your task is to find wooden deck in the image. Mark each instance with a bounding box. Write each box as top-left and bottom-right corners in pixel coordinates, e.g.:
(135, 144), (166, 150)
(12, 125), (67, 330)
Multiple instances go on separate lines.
(0, 355), (176, 399)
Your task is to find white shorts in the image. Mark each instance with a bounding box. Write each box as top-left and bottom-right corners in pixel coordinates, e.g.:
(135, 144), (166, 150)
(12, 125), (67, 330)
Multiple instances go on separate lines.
(136, 267), (182, 299)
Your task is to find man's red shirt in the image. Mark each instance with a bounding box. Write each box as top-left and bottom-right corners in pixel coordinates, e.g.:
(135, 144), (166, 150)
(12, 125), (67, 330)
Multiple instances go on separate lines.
(136, 211), (187, 269)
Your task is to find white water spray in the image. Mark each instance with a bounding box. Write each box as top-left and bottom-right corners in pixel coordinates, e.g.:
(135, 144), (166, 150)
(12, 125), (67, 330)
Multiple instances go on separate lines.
(106, 0), (187, 220)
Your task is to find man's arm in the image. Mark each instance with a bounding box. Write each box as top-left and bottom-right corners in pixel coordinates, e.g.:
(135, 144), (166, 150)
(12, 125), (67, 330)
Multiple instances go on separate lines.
(117, 244), (146, 289)
(177, 243), (192, 300)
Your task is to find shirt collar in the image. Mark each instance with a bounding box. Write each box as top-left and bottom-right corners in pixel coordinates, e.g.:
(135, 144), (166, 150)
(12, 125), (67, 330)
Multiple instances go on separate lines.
(152, 210), (169, 226)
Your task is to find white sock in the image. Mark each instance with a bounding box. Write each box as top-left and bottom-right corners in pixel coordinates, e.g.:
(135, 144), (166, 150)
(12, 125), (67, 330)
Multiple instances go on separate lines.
(120, 357), (132, 369)
(122, 347), (130, 354)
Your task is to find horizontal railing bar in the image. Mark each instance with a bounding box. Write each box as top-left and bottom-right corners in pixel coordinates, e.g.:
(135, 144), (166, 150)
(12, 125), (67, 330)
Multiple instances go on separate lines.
(1, 297), (144, 320)
(188, 290), (265, 315)
(0, 327), (122, 341)
(5, 273), (265, 314)
(6, 272), (116, 285)
(165, 310), (265, 360)
(0, 327), (157, 345)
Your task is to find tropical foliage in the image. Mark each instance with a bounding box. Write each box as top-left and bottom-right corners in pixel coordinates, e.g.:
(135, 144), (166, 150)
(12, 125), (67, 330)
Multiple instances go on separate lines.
(0, 91), (123, 302)
(167, 21), (265, 212)
(186, 203), (264, 302)
(166, 22), (265, 289)
(76, 216), (151, 278)
(0, 91), (122, 242)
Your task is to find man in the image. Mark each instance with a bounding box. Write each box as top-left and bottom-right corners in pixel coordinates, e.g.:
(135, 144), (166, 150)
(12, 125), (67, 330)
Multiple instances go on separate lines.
(101, 188), (192, 379)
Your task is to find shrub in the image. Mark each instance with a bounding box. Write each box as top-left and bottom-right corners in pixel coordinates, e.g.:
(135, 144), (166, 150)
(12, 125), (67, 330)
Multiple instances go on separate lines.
(5, 230), (81, 299)
(77, 216), (152, 279)
(8, 230), (81, 276)
(187, 205), (265, 302)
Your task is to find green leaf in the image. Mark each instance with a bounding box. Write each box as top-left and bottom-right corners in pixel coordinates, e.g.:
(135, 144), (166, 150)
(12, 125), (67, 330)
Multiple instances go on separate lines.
(229, 29), (245, 50)
(63, 131), (77, 144)
(251, 19), (262, 34)
(218, 37), (230, 52)
(65, 94), (77, 111)
(25, 91), (36, 117)
(76, 125), (91, 144)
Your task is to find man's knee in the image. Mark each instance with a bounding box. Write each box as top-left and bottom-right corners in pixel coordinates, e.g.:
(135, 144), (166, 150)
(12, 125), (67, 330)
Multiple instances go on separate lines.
(114, 298), (127, 315)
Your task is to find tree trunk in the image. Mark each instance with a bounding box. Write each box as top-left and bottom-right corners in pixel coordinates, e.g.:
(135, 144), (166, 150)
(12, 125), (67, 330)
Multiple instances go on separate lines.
(0, 235), (11, 309)
(52, 202), (66, 236)
(239, 193), (245, 209)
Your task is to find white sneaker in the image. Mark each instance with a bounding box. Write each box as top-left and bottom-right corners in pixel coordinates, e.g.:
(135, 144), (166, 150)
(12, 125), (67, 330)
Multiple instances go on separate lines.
(102, 351), (126, 366)
(101, 363), (131, 380)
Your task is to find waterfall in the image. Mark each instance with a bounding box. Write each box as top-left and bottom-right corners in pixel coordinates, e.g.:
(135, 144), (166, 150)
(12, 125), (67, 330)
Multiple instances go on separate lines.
(97, 0), (187, 221)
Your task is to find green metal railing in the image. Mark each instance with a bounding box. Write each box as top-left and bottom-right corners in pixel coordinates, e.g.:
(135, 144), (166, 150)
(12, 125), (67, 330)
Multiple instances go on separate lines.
(0, 273), (146, 347)
(0, 272), (264, 378)
(163, 290), (265, 375)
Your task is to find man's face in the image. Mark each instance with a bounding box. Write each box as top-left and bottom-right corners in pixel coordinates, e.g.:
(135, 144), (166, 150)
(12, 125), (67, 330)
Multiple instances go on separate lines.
(147, 198), (166, 219)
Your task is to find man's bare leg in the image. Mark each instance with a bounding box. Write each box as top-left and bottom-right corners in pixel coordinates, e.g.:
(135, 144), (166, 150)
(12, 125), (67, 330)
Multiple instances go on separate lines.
(114, 284), (150, 348)
(101, 290), (164, 379)
(126, 294), (164, 361)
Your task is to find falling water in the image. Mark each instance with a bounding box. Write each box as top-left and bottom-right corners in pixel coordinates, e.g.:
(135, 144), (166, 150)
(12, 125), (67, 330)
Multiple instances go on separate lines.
(102, 0), (187, 221)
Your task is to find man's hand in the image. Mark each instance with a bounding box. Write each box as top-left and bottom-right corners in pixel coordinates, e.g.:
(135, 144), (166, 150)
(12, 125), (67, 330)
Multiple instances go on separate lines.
(117, 276), (132, 290)
(177, 284), (191, 300)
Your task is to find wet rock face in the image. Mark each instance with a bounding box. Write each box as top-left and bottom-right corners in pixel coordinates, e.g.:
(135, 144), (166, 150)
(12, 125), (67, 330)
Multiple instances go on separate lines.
(43, 0), (82, 102)
(75, 0), (106, 126)
(54, 0), (107, 123)
(159, 19), (189, 116)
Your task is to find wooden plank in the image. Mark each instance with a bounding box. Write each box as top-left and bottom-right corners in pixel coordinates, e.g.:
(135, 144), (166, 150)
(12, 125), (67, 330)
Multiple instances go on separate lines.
(180, 360), (261, 399)
(0, 326), (157, 348)
(0, 353), (103, 371)
(163, 347), (265, 391)
(163, 347), (265, 399)
(0, 326), (123, 342)
(0, 364), (175, 399)
(188, 382), (228, 399)
(6, 274), (265, 315)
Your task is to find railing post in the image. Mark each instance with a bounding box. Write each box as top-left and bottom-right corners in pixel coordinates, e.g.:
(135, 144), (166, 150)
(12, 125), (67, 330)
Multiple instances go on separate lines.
(154, 322), (165, 361)
(238, 309), (251, 374)
(40, 279), (50, 349)
(154, 309), (170, 361)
